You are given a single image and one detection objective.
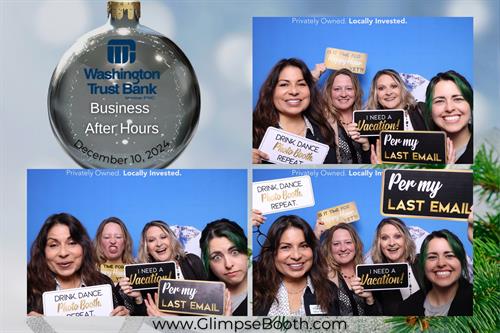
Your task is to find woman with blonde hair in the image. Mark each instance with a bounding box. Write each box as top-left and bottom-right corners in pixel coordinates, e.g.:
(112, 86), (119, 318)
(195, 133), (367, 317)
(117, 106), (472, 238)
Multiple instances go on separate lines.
(320, 223), (380, 315)
(94, 217), (134, 283)
(367, 217), (423, 315)
(313, 65), (371, 163)
(119, 220), (206, 316)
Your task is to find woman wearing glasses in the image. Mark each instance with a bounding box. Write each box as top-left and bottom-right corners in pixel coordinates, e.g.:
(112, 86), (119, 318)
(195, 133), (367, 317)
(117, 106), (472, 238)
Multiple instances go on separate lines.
(253, 215), (339, 316)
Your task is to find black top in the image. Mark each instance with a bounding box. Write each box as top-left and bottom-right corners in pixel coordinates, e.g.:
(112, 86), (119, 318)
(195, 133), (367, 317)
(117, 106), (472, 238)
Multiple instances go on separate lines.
(399, 278), (473, 316)
(372, 261), (423, 316)
(131, 253), (207, 316)
(254, 281), (340, 316)
(337, 125), (371, 164)
(337, 275), (381, 316)
(232, 297), (248, 316)
(455, 135), (473, 164)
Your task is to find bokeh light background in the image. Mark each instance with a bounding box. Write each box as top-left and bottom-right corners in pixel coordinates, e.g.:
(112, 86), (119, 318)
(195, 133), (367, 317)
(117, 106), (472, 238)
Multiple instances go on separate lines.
(1, 0), (498, 332)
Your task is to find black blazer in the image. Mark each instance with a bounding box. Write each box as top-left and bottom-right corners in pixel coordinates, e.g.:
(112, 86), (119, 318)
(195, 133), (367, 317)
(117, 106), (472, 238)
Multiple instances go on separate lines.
(399, 278), (473, 316)
(232, 297), (247, 316)
(455, 136), (473, 164)
(254, 282), (340, 316)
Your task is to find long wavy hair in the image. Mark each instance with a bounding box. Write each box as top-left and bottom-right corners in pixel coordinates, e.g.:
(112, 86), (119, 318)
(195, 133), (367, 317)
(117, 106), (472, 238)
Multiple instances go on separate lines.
(27, 213), (108, 314)
(424, 70), (473, 130)
(418, 229), (469, 293)
(199, 218), (249, 281)
(253, 58), (335, 148)
(94, 217), (134, 265)
(253, 215), (335, 314)
(371, 217), (416, 264)
(322, 68), (363, 118)
(137, 220), (185, 263)
(366, 69), (415, 110)
(321, 223), (364, 277)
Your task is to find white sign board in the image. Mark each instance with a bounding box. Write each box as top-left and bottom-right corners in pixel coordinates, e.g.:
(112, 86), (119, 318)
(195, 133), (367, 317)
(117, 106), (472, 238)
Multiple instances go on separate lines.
(42, 284), (114, 316)
(258, 127), (329, 165)
(253, 176), (315, 215)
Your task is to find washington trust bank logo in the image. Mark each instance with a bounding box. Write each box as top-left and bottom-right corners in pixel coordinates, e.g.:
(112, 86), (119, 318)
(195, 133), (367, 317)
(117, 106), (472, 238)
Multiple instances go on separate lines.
(107, 39), (136, 64)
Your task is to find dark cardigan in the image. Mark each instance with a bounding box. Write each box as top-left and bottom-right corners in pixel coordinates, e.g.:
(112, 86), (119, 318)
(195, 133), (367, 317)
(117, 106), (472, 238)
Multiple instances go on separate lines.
(399, 277), (473, 316)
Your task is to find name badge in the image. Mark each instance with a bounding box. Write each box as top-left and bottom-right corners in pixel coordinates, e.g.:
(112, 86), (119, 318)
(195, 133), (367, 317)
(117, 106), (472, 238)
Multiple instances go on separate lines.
(309, 304), (326, 315)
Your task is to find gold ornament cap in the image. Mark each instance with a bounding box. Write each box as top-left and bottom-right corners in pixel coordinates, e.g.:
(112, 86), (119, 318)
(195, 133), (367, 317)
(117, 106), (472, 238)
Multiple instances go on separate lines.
(108, 1), (141, 20)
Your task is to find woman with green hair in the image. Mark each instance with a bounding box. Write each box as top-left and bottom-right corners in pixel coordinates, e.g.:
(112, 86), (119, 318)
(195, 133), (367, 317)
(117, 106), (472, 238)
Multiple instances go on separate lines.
(400, 229), (472, 316)
(200, 219), (249, 315)
(424, 70), (473, 164)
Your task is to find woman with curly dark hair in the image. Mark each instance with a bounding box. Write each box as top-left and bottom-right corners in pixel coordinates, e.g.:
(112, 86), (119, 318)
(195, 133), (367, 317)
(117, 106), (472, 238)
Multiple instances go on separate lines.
(252, 58), (337, 164)
(27, 213), (128, 316)
(253, 215), (339, 316)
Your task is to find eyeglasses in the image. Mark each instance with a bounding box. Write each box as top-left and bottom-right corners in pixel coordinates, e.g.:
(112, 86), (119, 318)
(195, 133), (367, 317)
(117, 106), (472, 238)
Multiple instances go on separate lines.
(253, 225), (269, 249)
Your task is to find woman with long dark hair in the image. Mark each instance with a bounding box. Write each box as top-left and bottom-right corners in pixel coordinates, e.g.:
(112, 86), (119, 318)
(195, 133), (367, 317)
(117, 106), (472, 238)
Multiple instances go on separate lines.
(253, 215), (339, 316)
(252, 58), (337, 164)
(27, 213), (128, 316)
(199, 219), (249, 315)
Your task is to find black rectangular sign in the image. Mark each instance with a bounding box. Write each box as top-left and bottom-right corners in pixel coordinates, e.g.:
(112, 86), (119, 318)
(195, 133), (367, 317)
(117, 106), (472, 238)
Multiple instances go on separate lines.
(380, 131), (447, 164)
(353, 109), (405, 136)
(356, 263), (409, 291)
(158, 279), (225, 316)
(124, 262), (176, 291)
(381, 169), (472, 220)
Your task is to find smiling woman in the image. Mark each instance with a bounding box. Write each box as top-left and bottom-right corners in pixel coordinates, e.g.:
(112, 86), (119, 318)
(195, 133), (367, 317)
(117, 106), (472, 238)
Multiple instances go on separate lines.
(253, 215), (339, 316)
(424, 70), (473, 164)
(252, 58), (338, 164)
(27, 213), (129, 316)
(118, 220), (207, 316)
(399, 229), (472, 316)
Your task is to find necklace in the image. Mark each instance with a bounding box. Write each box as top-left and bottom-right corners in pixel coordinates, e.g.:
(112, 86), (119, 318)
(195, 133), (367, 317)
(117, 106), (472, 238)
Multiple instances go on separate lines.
(341, 272), (355, 280)
(284, 282), (307, 295)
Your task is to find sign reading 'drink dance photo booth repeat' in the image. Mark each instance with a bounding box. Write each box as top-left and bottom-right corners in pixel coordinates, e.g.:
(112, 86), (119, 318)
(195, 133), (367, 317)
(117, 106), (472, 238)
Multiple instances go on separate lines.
(381, 169), (472, 220)
(353, 110), (405, 137)
(356, 263), (409, 291)
(317, 201), (360, 228)
(42, 284), (113, 316)
(258, 127), (329, 165)
(324, 47), (368, 74)
(380, 131), (447, 164)
(125, 262), (177, 291)
(158, 279), (225, 315)
(253, 175), (315, 215)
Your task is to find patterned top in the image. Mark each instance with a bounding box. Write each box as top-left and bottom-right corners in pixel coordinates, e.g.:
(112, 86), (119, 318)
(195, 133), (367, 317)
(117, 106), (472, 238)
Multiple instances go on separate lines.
(268, 277), (314, 316)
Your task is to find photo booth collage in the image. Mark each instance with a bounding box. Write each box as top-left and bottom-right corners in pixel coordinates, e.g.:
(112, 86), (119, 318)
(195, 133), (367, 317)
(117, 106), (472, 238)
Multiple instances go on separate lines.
(27, 16), (473, 320)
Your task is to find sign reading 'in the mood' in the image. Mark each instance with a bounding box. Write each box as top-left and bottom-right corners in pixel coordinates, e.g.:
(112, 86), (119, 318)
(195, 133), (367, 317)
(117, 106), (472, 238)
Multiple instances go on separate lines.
(317, 201), (360, 228)
(158, 279), (225, 315)
(356, 263), (409, 291)
(258, 127), (330, 165)
(42, 284), (113, 316)
(353, 110), (405, 137)
(381, 169), (472, 220)
(380, 131), (447, 164)
(125, 262), (176, 291)
(253, 176), (315, 215)
(324, 47), (368, 74)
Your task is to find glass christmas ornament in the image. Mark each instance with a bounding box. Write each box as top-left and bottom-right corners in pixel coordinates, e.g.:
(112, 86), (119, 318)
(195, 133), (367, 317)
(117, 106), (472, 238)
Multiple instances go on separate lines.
(48, 0), (200, 168)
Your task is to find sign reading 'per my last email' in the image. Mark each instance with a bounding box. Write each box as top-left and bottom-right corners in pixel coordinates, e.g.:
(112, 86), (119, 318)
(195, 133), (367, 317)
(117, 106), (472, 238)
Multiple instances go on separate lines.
(253, 176), (314, 215)
(258, 127), (330, 165)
